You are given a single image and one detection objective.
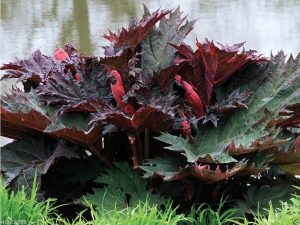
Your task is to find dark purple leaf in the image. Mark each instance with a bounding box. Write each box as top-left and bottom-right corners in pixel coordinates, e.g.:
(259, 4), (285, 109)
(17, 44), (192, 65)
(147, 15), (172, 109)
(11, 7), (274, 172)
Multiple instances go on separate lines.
(91, 96), (176, 133)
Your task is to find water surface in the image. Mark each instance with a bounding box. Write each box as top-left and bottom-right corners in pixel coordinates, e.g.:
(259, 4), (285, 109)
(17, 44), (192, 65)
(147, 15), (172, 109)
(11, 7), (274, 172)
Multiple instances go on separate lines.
(1, 0), (299, 63)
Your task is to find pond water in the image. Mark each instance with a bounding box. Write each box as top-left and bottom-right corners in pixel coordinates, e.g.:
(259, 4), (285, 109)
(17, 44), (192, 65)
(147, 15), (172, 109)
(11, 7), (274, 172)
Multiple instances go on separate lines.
(0, 0), (300, 145)
(1, 0), (300, 63)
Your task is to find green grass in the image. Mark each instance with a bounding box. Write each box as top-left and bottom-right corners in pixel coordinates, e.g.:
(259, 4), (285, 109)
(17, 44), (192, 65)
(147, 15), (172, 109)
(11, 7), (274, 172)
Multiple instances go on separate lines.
(232, 187), (300, 225)
(56, 201), (188, 225)
(56, 199), (239, 225)
(1, 177), (299, 225)
(0, 174), (56, 225)
(185, 197), (238, 225)
(252, 186), (300, 225)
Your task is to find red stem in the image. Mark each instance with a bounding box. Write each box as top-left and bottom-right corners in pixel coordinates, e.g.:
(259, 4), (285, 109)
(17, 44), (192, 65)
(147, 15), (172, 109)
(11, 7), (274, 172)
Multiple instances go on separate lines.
(144, 128), (150, 159)
(128, 135), (139, 169)
(136, 132), (144, 163)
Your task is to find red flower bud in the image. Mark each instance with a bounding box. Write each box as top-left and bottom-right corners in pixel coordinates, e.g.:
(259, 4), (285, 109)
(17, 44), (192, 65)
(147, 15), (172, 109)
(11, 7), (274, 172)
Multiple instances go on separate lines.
(181, 120), (191, 137)
(110, 70), (136, 116)
(54, 48), (70, 61)
(75, 73), (80, 81)
(175, 75), (204, 117)
(179, 111), (193, 143)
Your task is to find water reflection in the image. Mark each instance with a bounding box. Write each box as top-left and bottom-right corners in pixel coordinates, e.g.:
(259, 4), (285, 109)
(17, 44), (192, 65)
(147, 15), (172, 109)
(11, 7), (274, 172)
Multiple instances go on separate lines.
(59, 0), (92, 54)
(1, 0), (299, 65)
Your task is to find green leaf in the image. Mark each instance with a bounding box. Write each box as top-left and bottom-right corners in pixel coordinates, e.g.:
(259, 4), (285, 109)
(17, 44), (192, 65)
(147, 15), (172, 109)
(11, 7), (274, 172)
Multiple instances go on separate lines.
(139, 157), (186, 180)
(140, 156), (246, 183)
(156, 133), (236, 163)
(151, 53), (299, 182)
(1, 138), (79, 191)
(234, 183), (297, 216)
(1, 89), (101, 146)
(1, 138), (53, 172)
(206, 52), (299, 153)
(141, 7), (195, 81)
(78, 162), (166, 211)
(157, 52), (300, 161)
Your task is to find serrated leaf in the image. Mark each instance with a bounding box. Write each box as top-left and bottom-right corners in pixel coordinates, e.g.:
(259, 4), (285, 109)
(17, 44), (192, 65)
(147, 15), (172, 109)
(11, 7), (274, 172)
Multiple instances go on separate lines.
(1, 88), (50, 140)
(78, 162), (166, 210)
(1, 138), (53, 172)
(236, 151), (271, 176)
(1, 44), (83, 89)
(210, 88), (251, 114)
(103, 6), (169, 57)
(141, 7), (195, 82)
(175, 52), (299, 156)
(1, 45), (112, 113)
(1, 89), (102, 146)
(139, 157), (186, 180)
(0, 49), (54, 83)
(1, 138), (79, 191)
(273, 103), (300, 130)
(101, 7), (169, 72)
(171, 40), (265, 107)
(156, 133), (236, 163)
(266, 135), (300, 172)
(36, 57), (111, 113)
(91, 97), (176, 133)
(140, 156), (245, 183)
(154, 52), (299, 183)
(176, 161), (245, 183)
(234, 183), (296, 216)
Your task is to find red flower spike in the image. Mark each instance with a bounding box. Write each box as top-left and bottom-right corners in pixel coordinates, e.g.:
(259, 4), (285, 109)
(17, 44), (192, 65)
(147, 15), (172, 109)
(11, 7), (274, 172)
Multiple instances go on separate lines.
(175, 75), (204, 117)
(181, 120), (191, 137)
(75, 73), (80, 81)
(178, 111), (192, 139)
(171, 42), (218, 107)
(54, 47), (81, 81)
(110, 70), (136, 116)
(54, 48), (70, 61)
(171, 39), (266, 110)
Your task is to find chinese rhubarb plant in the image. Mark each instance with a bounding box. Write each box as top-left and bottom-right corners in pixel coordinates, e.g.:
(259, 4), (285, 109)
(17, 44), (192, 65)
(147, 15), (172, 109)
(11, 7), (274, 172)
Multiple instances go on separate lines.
(1, 5), (299, 216)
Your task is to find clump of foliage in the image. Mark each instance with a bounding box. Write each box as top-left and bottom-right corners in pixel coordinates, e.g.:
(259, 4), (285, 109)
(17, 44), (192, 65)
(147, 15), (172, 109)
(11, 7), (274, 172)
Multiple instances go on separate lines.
(1, 175), (299, 225)
(0, 174), (56, 225)
(1, 5), (299, 220)
(0, 176), (239, 225)
(251, 188), (300, 225)
(56, 201), (188, 225)
(233, 187), (300, 225)
(185, 197), (238, 225)
(58, 199), (240, 225)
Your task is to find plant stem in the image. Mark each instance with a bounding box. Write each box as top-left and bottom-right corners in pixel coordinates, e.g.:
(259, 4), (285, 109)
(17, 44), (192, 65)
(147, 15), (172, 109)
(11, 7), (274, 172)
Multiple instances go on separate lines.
(136, 132), (144, 163)
(128, 135), (139, 169)
(144, 128), (150, 159)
